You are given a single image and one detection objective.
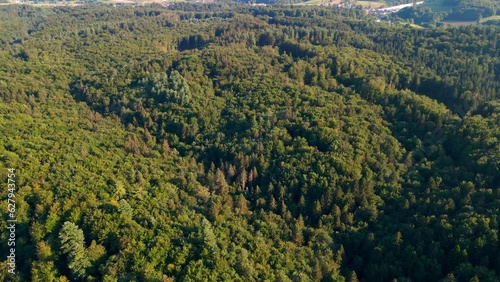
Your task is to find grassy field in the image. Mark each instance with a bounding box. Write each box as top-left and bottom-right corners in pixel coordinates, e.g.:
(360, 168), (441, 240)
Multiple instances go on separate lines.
(441, 16), (499, 26)
(479, 15), (500, 23)
(422, 0), (454, 12)
(409, 23), (425, 29)
(294, 0), (327, 6)
(294, 0), (342, 6)
(356, 0), (386, 8)
(442, 21), (476, 26)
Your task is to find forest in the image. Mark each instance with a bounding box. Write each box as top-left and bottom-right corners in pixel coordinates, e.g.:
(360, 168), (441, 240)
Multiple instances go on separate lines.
(0, 3), (499, 282)
(395, 0), (500, 26)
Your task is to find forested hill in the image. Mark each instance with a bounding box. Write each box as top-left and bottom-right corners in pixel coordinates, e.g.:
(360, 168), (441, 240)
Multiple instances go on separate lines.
(394, 0), (500, 26)
(0, 4), (499, 282)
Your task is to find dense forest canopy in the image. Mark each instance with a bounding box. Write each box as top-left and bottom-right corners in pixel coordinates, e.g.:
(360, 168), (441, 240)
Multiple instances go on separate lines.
(0, 3), (499, 282)
(395, 0), (500, 25)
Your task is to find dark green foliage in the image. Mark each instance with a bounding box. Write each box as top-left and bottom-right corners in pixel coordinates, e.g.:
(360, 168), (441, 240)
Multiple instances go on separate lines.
(0, 4), (498, 282)
(396, 0), (500, 24)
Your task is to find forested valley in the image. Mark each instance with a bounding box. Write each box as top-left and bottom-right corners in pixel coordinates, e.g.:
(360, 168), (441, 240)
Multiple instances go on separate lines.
(0, 4), (499, 281)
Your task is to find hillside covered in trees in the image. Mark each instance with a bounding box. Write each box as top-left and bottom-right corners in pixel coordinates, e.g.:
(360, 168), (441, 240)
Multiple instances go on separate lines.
(395, 0), (500, 26)
(0, 3), (499, 282)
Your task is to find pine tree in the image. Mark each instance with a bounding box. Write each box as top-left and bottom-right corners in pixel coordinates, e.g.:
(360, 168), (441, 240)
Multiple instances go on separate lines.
(237, 169), (247, 192)
(200, 218), (219, 267)
(294, 215), (304, 245)
(236, 194), (249, 215)
(59, 222), (90, 279)
(113, 180), (126, 200)
(227, 164), (237, 179)
(269, 195), (277, 211)
(215, 168), (229, 198)
(118, 199), (133, 217)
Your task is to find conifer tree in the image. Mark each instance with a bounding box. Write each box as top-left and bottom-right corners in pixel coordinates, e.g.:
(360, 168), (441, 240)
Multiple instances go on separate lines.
(59, 222), (90, 279)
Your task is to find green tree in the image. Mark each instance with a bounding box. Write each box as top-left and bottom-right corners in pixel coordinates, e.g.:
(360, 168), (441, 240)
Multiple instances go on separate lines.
(59, 222), (90, 279)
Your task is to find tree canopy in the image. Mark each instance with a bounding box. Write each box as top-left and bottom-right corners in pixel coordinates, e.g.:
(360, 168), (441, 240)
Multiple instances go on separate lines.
(0, 3), (498, 281)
